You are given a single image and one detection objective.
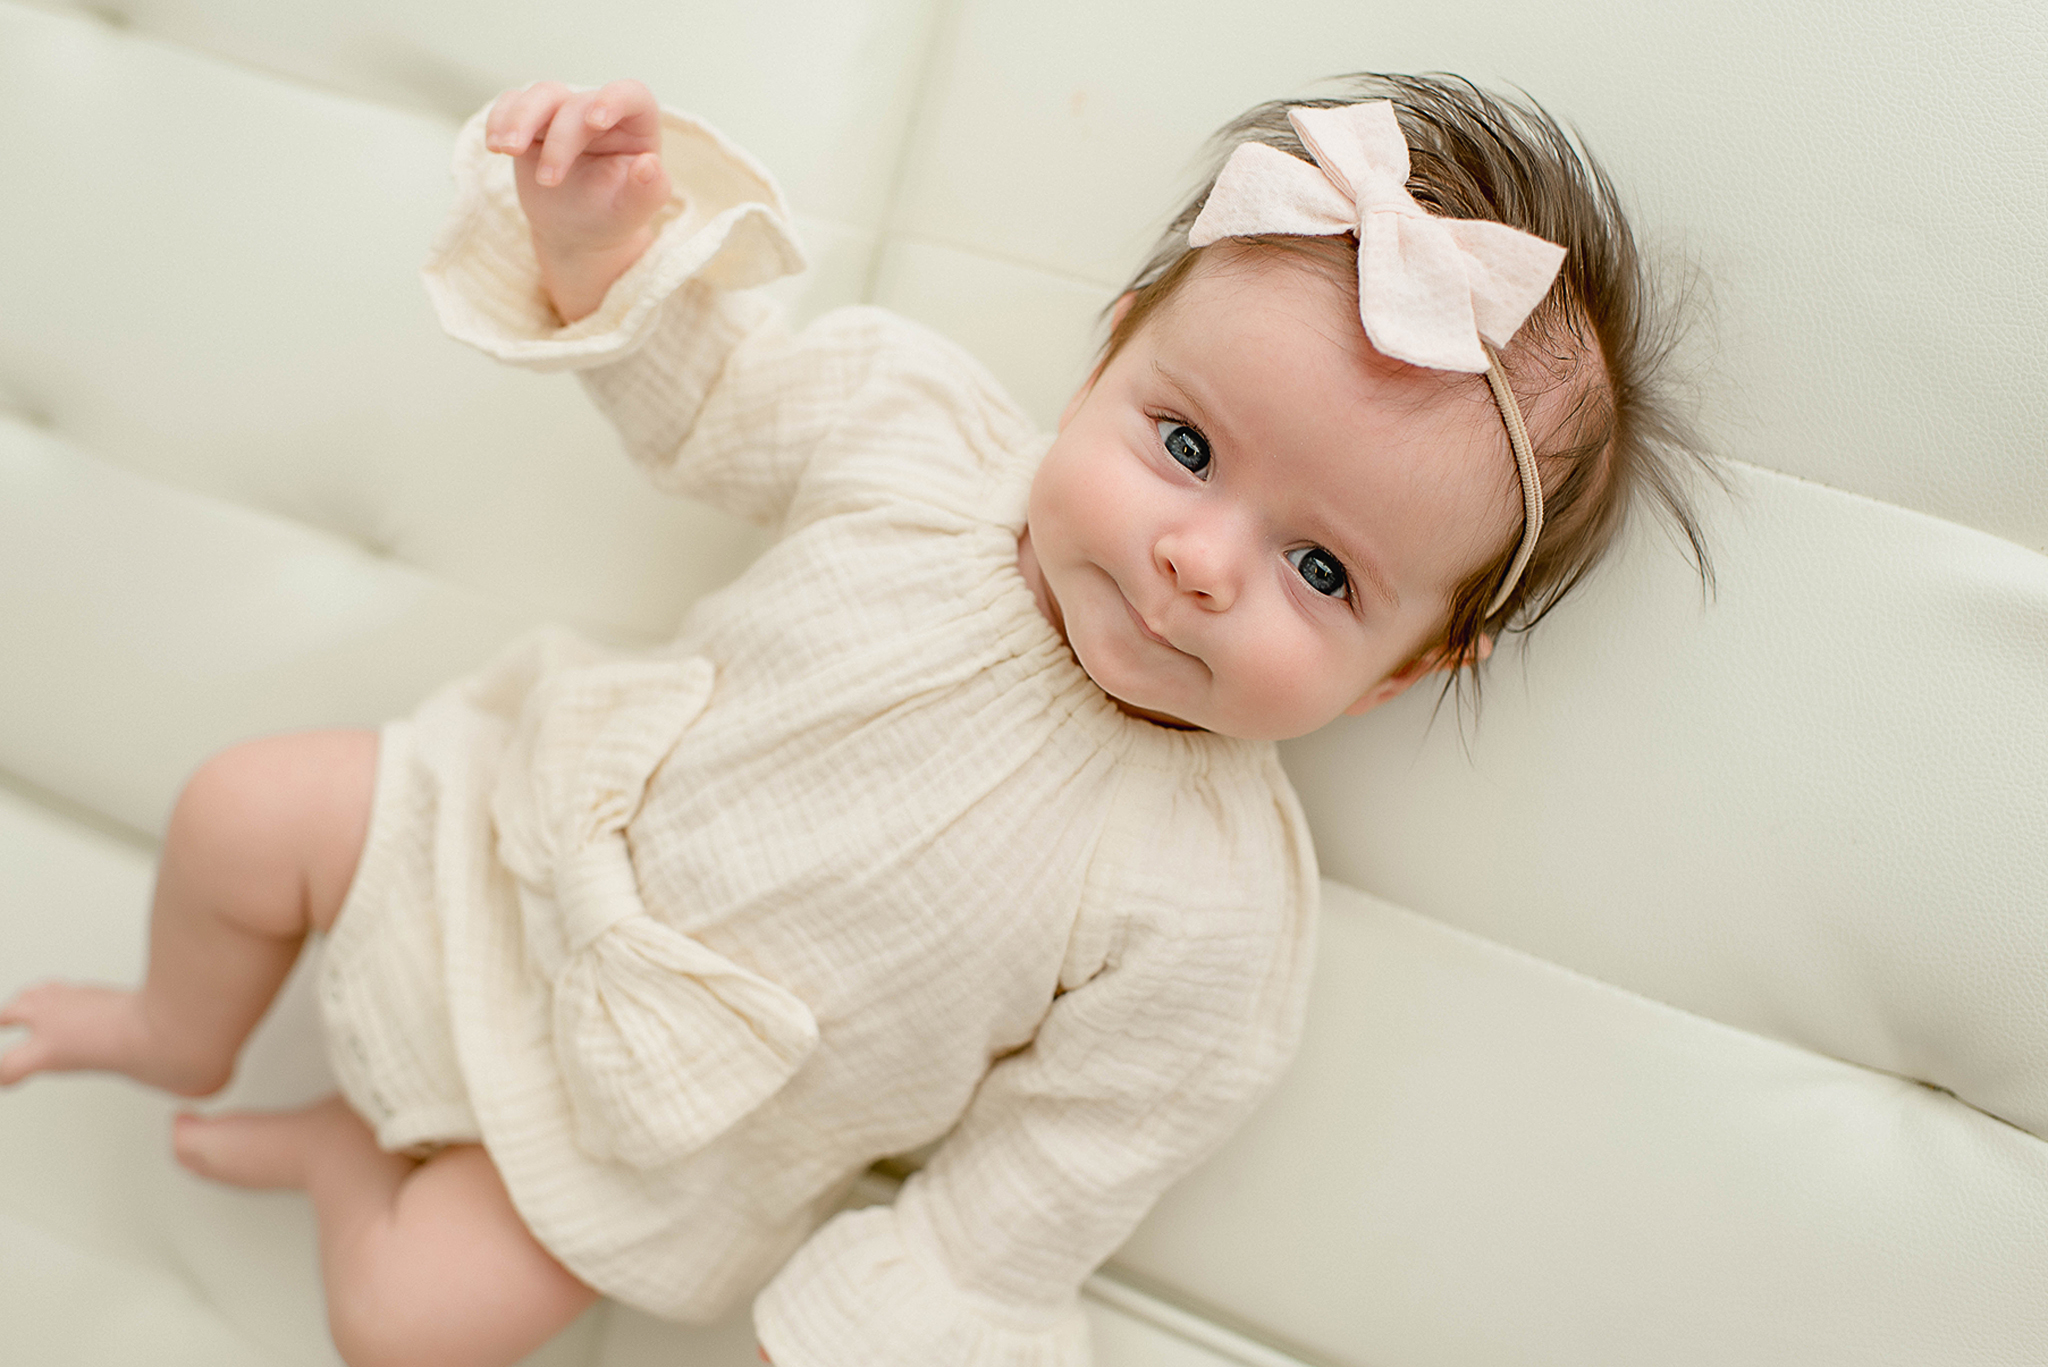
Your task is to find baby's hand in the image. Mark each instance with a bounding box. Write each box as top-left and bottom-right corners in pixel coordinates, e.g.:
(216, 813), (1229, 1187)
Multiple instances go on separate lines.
(485, 79), (674, 324)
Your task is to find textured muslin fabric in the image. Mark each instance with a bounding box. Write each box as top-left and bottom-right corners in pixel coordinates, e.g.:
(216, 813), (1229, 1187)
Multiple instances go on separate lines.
(318, 717), (483, 1154)
(316, 103), (1321, 1361)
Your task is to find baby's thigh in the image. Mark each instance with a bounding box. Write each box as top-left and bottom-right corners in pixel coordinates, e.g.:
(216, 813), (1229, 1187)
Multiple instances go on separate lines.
(169, 729), (379, 936)
(330, 1143), (598, 1367)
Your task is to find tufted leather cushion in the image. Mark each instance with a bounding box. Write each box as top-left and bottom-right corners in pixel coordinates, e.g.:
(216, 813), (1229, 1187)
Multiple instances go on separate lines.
(2, 0), (2042, 1362)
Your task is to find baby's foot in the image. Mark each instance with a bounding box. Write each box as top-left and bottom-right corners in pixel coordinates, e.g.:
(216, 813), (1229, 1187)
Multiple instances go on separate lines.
(0, 981), (230, 1097)
(172, 1095), (359, 1190)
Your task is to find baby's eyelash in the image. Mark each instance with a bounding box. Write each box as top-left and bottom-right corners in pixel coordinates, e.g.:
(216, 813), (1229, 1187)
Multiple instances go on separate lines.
(1286, 545), (1354, 604)
(1153, 418), (1212, 479)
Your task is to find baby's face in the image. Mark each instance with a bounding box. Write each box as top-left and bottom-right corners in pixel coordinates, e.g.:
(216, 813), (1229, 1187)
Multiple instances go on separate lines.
(1023, 250), (1519, 741)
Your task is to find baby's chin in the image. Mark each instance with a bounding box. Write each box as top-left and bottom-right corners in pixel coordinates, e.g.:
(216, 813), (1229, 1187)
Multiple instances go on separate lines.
(1065, 612), (1332, 740)
(1106, 692), (1207, 732)
(1095, 676), (1328, 740)
(1095, 667), (1341, 742)
(1064, 633), (1206, 733)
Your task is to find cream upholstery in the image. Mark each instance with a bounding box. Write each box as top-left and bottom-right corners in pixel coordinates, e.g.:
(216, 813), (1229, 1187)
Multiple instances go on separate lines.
(2, 0), (2043, 1363)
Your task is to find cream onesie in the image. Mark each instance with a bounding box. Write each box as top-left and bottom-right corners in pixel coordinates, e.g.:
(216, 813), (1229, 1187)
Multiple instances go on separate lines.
(314, 104), (1320, 1366)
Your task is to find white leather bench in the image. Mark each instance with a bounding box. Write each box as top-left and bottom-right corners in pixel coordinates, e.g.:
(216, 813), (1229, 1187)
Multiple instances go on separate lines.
(3, 0), (2043, 1362)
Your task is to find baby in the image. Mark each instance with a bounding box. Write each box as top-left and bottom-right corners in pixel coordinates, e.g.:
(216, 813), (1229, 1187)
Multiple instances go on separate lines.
(1, 72), (1703, 1367)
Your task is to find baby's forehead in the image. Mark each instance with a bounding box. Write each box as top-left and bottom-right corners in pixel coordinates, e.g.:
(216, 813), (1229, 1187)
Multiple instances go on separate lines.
(1159, 240), (1358, 328)
(1159, 241), (1602, 476)
(1150, 247), (1498, 432)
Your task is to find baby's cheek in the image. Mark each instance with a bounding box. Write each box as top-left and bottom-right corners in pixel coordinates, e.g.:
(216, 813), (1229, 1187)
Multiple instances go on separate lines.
(1232, 625), (1356, 736)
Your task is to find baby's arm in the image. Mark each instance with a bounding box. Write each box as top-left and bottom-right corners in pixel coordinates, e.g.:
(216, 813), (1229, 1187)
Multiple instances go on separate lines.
(484, 79), (673, 324)
(755, 905), (1314, 1363)
(427, 89), (830, 525)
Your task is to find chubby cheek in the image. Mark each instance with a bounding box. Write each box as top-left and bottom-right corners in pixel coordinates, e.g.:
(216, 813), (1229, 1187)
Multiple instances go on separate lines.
(1217, 639), (1327, 736)
(1032, 447), (1133, 586)
(1210, 596), (1377, 738)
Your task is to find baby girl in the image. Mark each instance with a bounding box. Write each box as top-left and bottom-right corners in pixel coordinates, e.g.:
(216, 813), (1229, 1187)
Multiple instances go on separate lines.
(1, 71), (1702, 1367)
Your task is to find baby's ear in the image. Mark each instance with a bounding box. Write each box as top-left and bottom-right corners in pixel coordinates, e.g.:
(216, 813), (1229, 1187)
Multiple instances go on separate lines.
(1342, 634), (1493, 716)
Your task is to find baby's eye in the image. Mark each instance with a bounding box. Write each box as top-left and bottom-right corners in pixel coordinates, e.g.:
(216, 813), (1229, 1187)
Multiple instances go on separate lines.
(1287, 546), (1349, 599)
(1156, 420), (1211, 478)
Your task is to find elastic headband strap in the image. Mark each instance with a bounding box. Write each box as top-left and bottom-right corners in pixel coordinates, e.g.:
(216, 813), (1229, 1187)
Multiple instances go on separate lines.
(1481, 342), (1543, 618)
(1183, 99), (1563, 618)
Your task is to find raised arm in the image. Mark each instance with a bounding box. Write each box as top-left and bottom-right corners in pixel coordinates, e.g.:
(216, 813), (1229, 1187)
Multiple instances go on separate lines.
(484, 79), (674, 325)
(424, 86), (852, 525)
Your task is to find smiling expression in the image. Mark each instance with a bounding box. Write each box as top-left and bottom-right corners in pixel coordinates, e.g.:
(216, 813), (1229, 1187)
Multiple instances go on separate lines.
(1019, 248), (1521, 741)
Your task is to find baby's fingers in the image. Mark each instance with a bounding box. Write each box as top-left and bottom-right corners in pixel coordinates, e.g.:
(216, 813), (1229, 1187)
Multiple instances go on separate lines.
(578, 79), (661, 145)
(533, 91), (613, 187)
(617, 151), (673, 218)
(532, 81), (661, 187)
(485, 80), (573, 157)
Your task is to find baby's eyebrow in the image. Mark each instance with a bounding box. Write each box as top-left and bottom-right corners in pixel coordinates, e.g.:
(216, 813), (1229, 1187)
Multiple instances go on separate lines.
(1149, 361), (1224, 438)
(1330, 530), (1399, 612)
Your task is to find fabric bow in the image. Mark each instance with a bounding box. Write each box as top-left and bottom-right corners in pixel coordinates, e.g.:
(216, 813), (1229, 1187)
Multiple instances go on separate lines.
(492, 651), (820, 1170)
(1188, 101), (1566, 373)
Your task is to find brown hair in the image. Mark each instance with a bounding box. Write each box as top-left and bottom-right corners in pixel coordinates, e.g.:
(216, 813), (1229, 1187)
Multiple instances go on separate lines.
(1102, 73), (1715, 708)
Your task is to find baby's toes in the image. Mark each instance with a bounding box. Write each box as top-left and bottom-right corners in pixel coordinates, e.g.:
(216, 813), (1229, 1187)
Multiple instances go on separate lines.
(172, 1111), (311, 1189)
(0, 983), (59, 1084)
(0, 981), (150, 1083)
(0, 978), (55, 1026)
(0, 1033), (55, 1087)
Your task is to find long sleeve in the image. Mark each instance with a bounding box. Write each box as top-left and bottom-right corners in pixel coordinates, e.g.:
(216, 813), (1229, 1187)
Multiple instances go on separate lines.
(423, 100), (868, 526)
(753, 759), (1321, 1366)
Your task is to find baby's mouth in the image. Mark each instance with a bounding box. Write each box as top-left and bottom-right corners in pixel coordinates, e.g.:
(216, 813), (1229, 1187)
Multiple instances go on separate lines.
(1122, 594), (1178, 652)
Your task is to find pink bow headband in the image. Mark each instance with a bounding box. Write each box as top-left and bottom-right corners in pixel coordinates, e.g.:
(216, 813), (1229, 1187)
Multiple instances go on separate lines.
(1189, 100), (1567, 617)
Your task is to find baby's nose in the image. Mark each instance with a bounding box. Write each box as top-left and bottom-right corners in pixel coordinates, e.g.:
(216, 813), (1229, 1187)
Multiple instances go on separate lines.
(1155, 527), (1239, 609)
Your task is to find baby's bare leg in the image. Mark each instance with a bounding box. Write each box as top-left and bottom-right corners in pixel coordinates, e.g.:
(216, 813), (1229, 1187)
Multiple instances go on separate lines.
(0, 730), (377, 1095)
(175, 1098), (597, 1367)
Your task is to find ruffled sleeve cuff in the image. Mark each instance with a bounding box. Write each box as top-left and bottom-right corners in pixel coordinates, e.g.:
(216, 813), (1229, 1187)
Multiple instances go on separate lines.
(754, 1206), (1091, 1367)
(422, 102), (806, 372)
